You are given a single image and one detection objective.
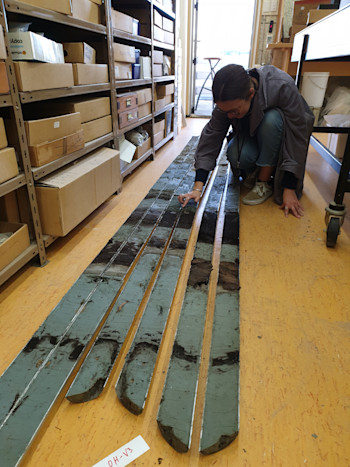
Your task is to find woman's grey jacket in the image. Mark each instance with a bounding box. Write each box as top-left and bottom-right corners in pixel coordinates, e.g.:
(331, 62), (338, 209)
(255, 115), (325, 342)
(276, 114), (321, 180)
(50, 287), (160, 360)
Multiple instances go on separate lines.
(194, 65), (315, 204)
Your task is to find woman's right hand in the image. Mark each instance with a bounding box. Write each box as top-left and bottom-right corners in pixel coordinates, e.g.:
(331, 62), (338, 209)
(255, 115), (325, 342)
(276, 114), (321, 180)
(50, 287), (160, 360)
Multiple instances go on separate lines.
(178, 190), (202, 207)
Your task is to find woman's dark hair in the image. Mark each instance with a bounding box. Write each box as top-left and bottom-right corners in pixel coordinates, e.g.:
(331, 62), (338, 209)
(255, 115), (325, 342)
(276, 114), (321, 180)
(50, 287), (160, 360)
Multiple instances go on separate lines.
(212, 64), (251, 103)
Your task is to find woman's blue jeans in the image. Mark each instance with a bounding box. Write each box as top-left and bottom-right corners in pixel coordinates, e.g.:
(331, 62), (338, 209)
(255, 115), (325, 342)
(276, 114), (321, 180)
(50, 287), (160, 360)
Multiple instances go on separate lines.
(226, 108), (284, 175)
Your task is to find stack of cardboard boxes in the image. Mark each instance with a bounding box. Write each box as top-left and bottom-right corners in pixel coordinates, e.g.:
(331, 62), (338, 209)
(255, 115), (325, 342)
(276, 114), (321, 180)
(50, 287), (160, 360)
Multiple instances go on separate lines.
(0, 118), (19, 185)
(113, 42), (135, 80)
(11, 35), (108, 92)
(289, 0), (338, 42)
(7, 0), (107, 92)
(0, 118), (31, 271)
(153, 8), (175, 46)
(26, 112), (84, 167)
(154, 82), (174, 112)
(116, 87), (152, 130)
(63, 42), (108, 87)
(26, 95), (112, 167)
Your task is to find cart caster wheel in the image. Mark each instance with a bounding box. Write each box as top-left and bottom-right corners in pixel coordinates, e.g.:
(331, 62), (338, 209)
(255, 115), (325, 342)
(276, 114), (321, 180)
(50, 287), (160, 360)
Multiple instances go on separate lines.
(326, 217), (340, 248)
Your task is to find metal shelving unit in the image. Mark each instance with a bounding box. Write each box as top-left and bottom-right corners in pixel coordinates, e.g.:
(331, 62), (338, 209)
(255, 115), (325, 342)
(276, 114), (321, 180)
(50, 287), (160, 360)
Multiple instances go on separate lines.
(113, 0), (177, 177)
(0, 0), (177, 286)
(0, 0), (120, 286)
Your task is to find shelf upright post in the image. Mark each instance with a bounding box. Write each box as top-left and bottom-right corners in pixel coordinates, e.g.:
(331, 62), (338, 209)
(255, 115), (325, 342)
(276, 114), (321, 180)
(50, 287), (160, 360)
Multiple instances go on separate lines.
(105, 0), (122, 189)
(150, 0), (156, 160)
(173, 0), (178, 138)
(0, 0), (47, 266)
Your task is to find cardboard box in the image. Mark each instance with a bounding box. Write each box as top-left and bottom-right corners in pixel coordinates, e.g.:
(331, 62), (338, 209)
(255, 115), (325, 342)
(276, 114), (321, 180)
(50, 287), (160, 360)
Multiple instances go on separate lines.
(155, 94), (172, 112)
(153, 26), (165, 42)
(112, 10), (134, 33)
(136, 87), (152, 105)
(0, 118), (8, 149)
(0, 26), (7, 60)
(72, 63), (108, 85)
(35, 147), (119, 236)
(154, 130), (164, 146)
(53, 96), (111, 123)
(162, 16), (174, 32)
(17, 0), (72, 14)
(81, 115), (112, 142)
(25, 112), (81, 146)
(0, 147), (19, 184)
(162, 0), (174, 11)
(156, 82), (174, 98)
(118, 108), (138, 129)
(307, 9), (337, 24)
(0, 192), (20, 222)
(117, 92), (138, 113)
(154, 119), (165, 134)
(29, 129), (84, 167)
(0, 61), (9, 94)
(163, 31), (175, 45)
(133, 137), (151, 160)
(63, 42), (96, 64)
(292, 1), (332, 25)
(14, 62), (74, 91)
(289, 24), (307, 42)
(138, 102), (152, 118)
(153, 64), (163, 77)
(90, 0), (102, 4)
(140, 56), (151, 79)
(113, 43), (136, 63)
(71, 0), (101, 24)
(327, 133), (348, 159)
(8, 31), (64, 63)
(115, 62), (132, 80)
(154, 9), (163, 28)
(0, 222), (30, 271)
(153, 50), (164, 64)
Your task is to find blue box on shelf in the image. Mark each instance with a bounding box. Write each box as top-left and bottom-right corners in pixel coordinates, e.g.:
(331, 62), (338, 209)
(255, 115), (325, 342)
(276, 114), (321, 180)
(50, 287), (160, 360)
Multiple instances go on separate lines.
(132, 63), (141, 79)
(135, 49), (141, 64)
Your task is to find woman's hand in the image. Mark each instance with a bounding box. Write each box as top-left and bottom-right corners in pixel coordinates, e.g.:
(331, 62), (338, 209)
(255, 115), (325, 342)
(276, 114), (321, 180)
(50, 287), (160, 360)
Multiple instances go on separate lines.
(178, 190), (202, 207)
(280, 188), (304, 218)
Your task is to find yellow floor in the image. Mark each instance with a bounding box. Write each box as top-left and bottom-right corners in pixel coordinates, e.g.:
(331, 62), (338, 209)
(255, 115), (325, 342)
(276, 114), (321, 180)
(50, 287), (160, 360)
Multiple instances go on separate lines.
(0, 119), (349, 466)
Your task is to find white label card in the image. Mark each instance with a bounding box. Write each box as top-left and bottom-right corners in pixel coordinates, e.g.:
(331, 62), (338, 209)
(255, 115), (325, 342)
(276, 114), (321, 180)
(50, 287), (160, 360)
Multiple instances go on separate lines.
(92, 435), (150, 467)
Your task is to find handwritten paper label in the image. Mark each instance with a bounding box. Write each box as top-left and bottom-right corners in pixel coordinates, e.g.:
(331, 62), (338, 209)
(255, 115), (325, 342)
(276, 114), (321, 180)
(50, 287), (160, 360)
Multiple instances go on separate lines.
(92, 435), (150, 467)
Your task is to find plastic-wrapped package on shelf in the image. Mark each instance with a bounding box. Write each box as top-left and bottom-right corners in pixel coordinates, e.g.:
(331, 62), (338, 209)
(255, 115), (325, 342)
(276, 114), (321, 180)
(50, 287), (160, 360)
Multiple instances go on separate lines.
(125, 126), (150, 160)
(8, 27), (64, 63)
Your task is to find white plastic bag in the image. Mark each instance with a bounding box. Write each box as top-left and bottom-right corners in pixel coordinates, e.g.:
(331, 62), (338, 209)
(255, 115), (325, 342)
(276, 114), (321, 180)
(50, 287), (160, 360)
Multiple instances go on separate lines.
(324, 87), (350, 115)
(324, 114), (350, 128)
